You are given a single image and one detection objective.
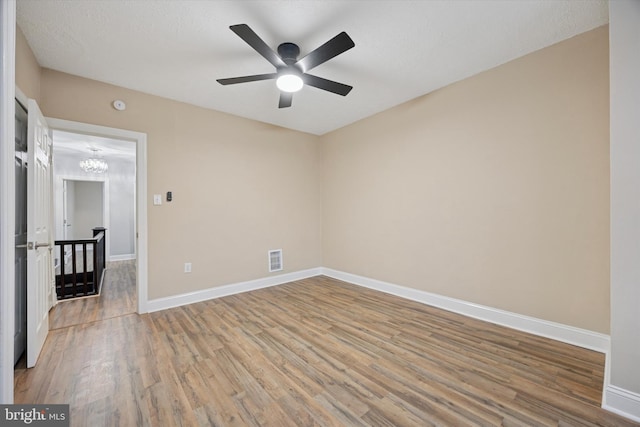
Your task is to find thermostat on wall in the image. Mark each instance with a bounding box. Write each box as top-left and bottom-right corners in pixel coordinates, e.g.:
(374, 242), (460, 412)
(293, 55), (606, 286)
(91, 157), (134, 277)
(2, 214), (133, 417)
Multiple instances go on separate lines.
(112, 100), (126, 111)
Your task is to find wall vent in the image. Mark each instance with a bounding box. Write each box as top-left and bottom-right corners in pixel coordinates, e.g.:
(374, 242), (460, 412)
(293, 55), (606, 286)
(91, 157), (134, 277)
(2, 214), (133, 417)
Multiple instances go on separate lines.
(268, 249), (283, 272)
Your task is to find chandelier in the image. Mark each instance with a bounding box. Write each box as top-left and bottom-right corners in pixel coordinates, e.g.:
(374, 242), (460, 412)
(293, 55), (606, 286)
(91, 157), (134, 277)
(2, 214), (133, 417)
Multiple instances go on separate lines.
(79, 148), (108, 173)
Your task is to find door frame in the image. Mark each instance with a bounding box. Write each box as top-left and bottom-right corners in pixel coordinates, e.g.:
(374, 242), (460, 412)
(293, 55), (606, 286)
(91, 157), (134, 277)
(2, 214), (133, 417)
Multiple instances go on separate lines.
(0, 0), (16, 404)
(46, 118), (148, 315)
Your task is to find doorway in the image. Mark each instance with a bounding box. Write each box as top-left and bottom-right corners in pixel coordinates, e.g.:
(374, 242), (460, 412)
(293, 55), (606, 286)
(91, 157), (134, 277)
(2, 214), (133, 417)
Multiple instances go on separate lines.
(46, 118), (148, 314)
(13, 99), (27, 365)
(57, 179), (106, 269)
(51, 130), (134, 308)
(62, 180), (105, 240)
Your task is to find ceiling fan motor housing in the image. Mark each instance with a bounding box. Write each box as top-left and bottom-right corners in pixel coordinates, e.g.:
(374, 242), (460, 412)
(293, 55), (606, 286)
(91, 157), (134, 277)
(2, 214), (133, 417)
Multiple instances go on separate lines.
(277, 42), (300, 65)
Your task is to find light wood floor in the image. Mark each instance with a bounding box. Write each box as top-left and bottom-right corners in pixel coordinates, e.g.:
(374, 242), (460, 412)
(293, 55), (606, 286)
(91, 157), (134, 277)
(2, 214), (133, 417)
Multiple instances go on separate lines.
(15, 269), (638, 426)
(49, 260), (136, 330)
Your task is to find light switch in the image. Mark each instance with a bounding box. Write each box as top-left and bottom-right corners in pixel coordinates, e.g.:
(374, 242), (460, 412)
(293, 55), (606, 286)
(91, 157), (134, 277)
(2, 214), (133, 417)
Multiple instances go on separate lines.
(153, 194), (162, 205)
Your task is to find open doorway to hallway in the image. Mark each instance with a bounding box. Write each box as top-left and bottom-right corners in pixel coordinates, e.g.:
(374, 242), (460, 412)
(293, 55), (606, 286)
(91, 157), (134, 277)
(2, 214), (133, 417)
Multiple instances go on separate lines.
(45, 118), (148, 316)
(50, 130), (136, 310)
(53, 130), (136, 264)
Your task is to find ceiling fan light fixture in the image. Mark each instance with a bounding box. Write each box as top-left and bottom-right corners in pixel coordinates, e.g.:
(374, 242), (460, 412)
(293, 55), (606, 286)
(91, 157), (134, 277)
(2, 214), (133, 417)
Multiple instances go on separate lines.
(276, 74), (303, 93)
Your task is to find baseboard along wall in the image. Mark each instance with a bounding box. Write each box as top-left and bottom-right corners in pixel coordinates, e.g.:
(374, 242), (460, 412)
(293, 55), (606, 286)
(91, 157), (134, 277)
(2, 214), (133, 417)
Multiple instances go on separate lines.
(320, 268), (610, 354)
(109, 254), (136, 262)
(146, 268), (322, 313)
(603, 385), (640, 423)
(147, 266), (609, 352)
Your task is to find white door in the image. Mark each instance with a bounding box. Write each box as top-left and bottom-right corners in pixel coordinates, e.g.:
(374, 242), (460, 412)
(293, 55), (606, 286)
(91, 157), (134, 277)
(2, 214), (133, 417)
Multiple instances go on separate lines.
(26, 99), (54, 368)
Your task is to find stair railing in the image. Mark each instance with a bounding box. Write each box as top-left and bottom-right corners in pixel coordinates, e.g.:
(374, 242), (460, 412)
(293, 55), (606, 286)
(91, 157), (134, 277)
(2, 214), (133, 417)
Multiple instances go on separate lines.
(54, 227), (106, 299)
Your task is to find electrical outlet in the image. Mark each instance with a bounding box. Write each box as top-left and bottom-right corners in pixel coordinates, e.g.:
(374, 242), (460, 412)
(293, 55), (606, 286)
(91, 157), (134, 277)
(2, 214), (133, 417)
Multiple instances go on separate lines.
(184, 262), (192, 273)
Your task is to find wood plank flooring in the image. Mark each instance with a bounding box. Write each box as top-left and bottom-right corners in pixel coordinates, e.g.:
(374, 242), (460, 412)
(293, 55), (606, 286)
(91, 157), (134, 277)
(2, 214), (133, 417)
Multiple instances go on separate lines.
(15, 272), (638, 426)
(49, 260), (136, 330)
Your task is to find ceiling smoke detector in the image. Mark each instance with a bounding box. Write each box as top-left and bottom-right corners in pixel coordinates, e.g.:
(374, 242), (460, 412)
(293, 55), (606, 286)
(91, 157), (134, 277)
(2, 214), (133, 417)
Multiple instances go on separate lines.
(112, 100), (126, 111)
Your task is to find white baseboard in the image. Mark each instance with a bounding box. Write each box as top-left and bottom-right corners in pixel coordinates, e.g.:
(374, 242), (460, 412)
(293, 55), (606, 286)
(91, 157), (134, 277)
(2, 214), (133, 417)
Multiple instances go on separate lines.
(321, 268), (610, 354)
(146, 265), (610, 353)
(146, 268), (322, 313)
(603, 385), (640, 422)
(110, 254), (136, 262)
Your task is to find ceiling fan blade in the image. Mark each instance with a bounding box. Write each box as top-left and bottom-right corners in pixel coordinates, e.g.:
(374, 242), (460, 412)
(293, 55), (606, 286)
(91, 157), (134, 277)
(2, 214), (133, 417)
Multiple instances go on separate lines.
(217, 73), (278, 85)
(303, 74), (353, 96)
(279, 92), (293, 108)
(295, 32), (355, 72)
(230, 24), (286, 68)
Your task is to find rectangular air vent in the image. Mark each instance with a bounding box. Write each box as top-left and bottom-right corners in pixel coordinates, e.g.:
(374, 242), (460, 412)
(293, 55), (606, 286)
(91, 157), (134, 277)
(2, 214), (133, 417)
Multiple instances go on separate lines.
(268, 249), (283, 273)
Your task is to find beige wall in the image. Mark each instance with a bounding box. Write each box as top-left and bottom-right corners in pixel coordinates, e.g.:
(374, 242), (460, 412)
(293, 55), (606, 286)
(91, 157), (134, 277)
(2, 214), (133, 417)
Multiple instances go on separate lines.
(15, 26), (40, 101)
(37, 70), (322, 300)
(321, 26), (610, 333)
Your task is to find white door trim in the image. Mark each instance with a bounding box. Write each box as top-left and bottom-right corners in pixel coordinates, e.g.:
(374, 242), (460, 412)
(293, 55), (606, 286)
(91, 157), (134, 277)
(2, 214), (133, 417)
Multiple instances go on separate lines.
(0, 0), (16, 404)
(46, 118), (148, 314)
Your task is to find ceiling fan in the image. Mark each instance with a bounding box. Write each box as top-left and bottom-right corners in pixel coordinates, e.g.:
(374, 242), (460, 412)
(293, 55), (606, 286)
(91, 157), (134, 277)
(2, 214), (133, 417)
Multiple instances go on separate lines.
(217, 24), (355, 108)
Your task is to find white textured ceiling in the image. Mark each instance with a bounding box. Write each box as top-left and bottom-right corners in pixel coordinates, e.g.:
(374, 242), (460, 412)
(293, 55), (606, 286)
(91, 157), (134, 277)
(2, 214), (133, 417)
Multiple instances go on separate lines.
(53, 130), (135, 163)
(17, 0), (608, 135)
